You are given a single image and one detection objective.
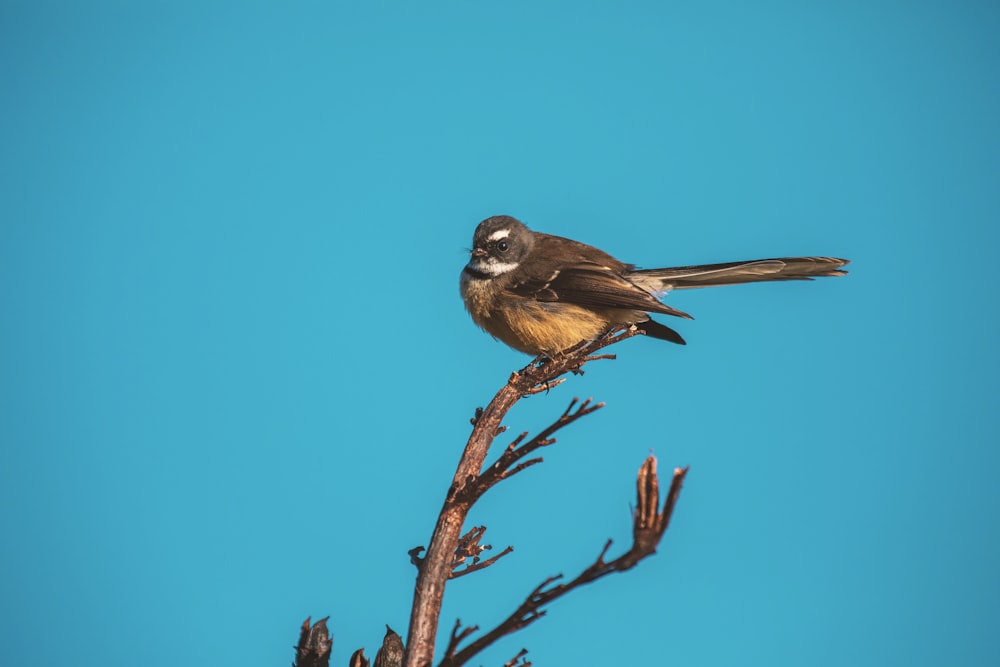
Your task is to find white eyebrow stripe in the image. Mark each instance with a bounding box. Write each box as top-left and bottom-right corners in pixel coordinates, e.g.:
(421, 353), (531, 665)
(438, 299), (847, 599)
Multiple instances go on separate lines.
(487, 229), (511, 241)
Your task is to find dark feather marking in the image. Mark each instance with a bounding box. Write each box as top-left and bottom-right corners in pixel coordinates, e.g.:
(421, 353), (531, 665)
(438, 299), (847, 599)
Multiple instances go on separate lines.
(636, 320), (687, 345)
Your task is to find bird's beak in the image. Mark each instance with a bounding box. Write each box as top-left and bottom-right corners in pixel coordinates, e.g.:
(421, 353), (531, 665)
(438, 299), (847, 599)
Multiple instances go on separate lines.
(471, 248), (488, 258)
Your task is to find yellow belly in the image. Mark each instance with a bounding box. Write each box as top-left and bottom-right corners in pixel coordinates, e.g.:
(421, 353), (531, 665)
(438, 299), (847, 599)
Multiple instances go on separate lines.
(491, 301), (611, 355)
(461, 279), (606, 354)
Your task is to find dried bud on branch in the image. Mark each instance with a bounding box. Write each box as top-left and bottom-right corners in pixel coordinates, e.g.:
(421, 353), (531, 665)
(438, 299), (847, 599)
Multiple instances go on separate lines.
(374, 625), (403, 667)
(349, 648), (370, 667)
(293, 616), (332, 667)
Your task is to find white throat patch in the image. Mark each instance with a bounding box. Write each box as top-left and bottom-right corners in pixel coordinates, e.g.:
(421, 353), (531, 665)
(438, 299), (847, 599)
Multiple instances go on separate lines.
(468, 256), (519, 276)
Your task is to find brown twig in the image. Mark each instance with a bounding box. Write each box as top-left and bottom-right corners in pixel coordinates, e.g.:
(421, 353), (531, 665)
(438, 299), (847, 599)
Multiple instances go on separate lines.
(502, 648), (531, 667)
(450, 526), (515, 578)
(439, 459), (688, 667)
(442, 619), (479, 662)
(413, 528), (517, 578)
(403, 325), (646, 667)
(451, 545), (515, 579)
(457, 397), (605, 504)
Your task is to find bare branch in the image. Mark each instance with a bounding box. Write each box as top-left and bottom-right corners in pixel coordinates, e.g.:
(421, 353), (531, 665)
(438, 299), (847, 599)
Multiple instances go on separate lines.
(439, 458), (688, 667)
(502, 457), (543, 480)
(404, 324), (650, 667)
(451, 545), (514, 579)
(462, 397), (605, 503)
(287, 325), (683, 667)
(443, 619), (479, 662)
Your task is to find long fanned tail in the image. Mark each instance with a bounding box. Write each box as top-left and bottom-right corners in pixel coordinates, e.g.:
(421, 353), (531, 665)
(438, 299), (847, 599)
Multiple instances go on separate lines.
(631, 256), (849, 291)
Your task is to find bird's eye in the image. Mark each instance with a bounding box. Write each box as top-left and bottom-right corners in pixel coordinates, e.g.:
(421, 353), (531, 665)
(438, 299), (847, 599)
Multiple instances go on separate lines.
(496, 241), (509, 252)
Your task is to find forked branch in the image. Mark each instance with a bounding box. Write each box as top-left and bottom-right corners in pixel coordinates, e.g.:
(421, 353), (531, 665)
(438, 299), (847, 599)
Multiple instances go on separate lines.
(439, 458), (688, 667)
(290, 325), (687, 667)
(404, 326), (646, 667)
(459, 397), (605, 503)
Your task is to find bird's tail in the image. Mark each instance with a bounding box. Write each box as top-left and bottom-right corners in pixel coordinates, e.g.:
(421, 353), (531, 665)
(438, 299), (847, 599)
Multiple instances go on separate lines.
(635, 319), (687, 345)
(631, 257), (849, 292)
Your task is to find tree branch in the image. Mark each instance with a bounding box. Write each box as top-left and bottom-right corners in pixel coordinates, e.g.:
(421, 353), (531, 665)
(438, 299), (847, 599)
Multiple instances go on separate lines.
(458, 397), (604, 504)
(403, 325), (646, 667)
(439, 458), (688, 667)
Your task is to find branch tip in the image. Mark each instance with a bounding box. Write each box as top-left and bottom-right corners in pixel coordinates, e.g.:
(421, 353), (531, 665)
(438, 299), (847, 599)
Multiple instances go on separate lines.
(503, 648), (531, 667)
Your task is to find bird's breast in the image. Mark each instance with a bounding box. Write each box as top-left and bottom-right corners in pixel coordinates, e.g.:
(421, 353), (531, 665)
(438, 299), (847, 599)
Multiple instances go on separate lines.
(461, 270), (612, 354)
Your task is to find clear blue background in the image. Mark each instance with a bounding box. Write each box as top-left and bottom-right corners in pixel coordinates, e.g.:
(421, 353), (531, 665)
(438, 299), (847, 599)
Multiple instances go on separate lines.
(2, 2), (998, 665)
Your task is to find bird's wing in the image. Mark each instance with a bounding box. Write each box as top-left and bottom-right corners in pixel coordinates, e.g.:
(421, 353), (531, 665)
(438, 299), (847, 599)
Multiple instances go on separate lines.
(508, 263), (693, 320)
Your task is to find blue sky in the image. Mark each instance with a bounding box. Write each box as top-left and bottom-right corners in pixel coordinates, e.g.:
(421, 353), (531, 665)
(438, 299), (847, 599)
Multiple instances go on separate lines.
(2, 2), (998, 665)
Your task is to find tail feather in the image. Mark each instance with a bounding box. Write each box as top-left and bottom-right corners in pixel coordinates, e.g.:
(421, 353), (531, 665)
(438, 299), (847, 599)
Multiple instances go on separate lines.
(635, 319), (687, 345)
(632, 256), (849, 291)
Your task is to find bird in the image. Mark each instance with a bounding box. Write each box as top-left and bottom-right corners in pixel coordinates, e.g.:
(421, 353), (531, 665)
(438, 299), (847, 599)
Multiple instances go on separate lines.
(459, 215), (848, 356)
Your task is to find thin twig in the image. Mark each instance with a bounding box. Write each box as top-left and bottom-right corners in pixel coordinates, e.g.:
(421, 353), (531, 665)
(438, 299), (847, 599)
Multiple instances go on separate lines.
(502, 648), (531, 667)
(442, 618), (479, 662)
(451, 545), (515, 579)
(457, 397), (604, 503)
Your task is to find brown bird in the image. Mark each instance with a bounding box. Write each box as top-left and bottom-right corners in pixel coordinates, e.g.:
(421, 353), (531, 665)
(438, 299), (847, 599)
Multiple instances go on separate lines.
(460, 215), (848, 355)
